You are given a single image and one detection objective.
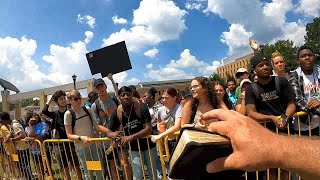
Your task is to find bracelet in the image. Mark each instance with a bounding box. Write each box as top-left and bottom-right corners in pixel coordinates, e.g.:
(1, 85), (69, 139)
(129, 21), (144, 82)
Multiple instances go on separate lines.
(78, 136), (81, 141)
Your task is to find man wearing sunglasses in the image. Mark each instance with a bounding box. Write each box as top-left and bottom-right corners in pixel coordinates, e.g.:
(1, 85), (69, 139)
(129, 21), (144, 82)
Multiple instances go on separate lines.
(245, 53), (296, 179)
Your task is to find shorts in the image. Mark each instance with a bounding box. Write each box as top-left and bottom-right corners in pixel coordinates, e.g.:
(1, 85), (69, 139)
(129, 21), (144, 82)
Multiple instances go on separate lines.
(55, 143), (80, 167)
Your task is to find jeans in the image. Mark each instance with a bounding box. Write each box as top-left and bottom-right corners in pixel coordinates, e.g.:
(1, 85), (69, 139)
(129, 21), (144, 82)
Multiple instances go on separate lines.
(77, 143), (103, 180)
(131, 147), (157, 180)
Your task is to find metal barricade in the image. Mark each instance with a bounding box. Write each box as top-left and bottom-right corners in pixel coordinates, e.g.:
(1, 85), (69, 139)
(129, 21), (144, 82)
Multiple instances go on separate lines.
(0, 138), (48, 180)
(43, 136), (165, 180)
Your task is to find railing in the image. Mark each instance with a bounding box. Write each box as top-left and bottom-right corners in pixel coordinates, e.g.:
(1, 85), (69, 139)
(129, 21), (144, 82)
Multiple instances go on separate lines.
(0, 111), (319, 180)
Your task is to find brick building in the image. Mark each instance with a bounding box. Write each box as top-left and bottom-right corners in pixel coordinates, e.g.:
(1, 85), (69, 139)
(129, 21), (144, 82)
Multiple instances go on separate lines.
(217, 52), (254, 79)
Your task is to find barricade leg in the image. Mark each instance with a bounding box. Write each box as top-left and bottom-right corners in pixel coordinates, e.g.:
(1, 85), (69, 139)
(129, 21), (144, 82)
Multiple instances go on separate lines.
(119, 147), (132, 180)
(145, 146), (157, 180)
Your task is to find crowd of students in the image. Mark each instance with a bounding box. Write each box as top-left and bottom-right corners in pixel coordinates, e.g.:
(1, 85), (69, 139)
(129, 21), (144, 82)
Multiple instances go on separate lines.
(0, 40), (320, 180)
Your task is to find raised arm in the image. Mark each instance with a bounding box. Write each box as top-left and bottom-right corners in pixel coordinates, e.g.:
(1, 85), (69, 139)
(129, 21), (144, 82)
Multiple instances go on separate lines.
(108, 73), (120, 98)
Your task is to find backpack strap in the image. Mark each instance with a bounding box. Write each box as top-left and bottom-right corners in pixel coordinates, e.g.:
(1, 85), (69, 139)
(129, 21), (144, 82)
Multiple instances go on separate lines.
(112, 96), (120, 106)
(117, 104), (123, 125)
(251, 82), (260, 99)
(94, 99), (101, 117)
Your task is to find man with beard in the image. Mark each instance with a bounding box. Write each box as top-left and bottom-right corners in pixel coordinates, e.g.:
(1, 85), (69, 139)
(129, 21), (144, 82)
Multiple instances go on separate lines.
(245, 53), (296, 180)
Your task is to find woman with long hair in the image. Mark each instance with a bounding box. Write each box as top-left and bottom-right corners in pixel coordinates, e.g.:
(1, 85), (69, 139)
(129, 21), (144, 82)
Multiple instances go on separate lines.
(181, 77), (228, 128)
(213, 81), (234, 110)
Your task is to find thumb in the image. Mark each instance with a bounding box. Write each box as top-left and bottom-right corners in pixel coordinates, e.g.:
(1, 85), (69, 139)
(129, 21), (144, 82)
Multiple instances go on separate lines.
(206, 153), (237, 173)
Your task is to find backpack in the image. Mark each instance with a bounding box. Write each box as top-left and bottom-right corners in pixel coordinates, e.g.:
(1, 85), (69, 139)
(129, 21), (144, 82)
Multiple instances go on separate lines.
(68, 106), (93, 133)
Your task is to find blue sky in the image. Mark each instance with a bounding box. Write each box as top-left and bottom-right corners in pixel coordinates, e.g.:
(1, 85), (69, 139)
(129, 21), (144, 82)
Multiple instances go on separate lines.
(0, 0), (319, 93)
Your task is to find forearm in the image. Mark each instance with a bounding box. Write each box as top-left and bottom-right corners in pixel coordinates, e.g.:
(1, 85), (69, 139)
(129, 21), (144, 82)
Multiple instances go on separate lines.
(110, 79), (119, 97)
(285, 103), (296, 117)
(158, 124), (180, 138)
(96, 125), (112, 136)
(277, 136), (320, 179)
(34, 134), (47, 141)
(42, 104), (55, 119)
(131, 126), (152, 140)
(13, 133), (25, 141)
(247, 111), (273, 122)
(66, 133), (81, 141)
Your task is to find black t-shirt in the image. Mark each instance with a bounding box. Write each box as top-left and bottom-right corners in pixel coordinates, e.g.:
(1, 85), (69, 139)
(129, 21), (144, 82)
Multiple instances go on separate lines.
(42, 104), (68, 139)
(109, 102), (156, 151)
(245, 76), (295, 130)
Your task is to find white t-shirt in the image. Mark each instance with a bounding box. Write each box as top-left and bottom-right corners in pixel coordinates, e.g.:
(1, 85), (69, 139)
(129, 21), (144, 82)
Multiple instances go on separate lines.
(294, 73), (320, 130)
(64, 107), (96, 149)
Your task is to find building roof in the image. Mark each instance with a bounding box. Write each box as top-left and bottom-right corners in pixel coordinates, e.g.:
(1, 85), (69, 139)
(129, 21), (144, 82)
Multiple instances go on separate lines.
(221, 50), (253, 66)
(138, 79), (192, 88)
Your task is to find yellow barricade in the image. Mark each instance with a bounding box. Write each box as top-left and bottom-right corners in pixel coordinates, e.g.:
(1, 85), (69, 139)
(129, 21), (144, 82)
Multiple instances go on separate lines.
(43, 136), (166, 180)
(0, 138), (48, 180)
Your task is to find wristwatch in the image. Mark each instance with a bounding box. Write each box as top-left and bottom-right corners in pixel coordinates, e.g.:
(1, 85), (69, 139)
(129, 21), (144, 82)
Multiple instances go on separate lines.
(78, 136), (81, 141)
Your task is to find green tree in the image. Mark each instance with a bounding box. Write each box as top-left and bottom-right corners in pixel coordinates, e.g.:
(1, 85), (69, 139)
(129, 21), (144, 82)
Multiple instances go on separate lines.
(304, 17), (320, 63)
(21, 98), (40, 107)
(209, 73), (225, 84)
(262, 39), (298, 72)
(226, 73), (235, 82)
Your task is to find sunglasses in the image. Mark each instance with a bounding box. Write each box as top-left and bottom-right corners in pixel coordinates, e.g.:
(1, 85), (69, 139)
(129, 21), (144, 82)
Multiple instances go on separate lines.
(73, 97), (82, 101)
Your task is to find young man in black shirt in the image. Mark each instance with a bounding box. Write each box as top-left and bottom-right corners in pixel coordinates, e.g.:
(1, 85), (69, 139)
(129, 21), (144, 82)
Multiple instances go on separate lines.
(109, 86), (157, 180)
(245, 53), (296, 180)
(246, 53), (296, 130)
(42, 90), (82, 180)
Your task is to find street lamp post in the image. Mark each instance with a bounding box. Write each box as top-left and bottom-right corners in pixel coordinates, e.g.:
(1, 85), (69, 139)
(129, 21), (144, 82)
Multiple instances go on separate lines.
(72, 74), (77, 89)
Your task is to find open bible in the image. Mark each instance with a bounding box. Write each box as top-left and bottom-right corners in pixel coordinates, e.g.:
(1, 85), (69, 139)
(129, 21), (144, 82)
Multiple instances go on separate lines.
(169, 127), (244, 180)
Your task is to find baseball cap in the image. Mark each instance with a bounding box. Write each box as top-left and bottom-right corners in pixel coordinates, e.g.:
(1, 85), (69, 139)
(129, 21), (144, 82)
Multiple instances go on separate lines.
(240, 79), (252, 88)
(93, 78), (106, 88)
(250, 53), (268, 69)
(235, 68), (248, 78)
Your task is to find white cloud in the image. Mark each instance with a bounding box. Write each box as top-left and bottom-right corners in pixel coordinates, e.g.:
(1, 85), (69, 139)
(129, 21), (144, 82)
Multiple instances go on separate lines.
(146, 63), (153, 69)
(102, 0), (187, 52)
(205, 0), (307, 55)
(295, 0), (320, 17)
(0, 36), (52, 92)
(220, 24), (253, 55)
(112, 15), (128, 25)
(77, 14), (96, 28)
(145, 49), (221, 81)
(144, 47), (159, 58)
(84, 31), (94, 44)
(185, 2), (203, 10)
(167, 49), (207, 68)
